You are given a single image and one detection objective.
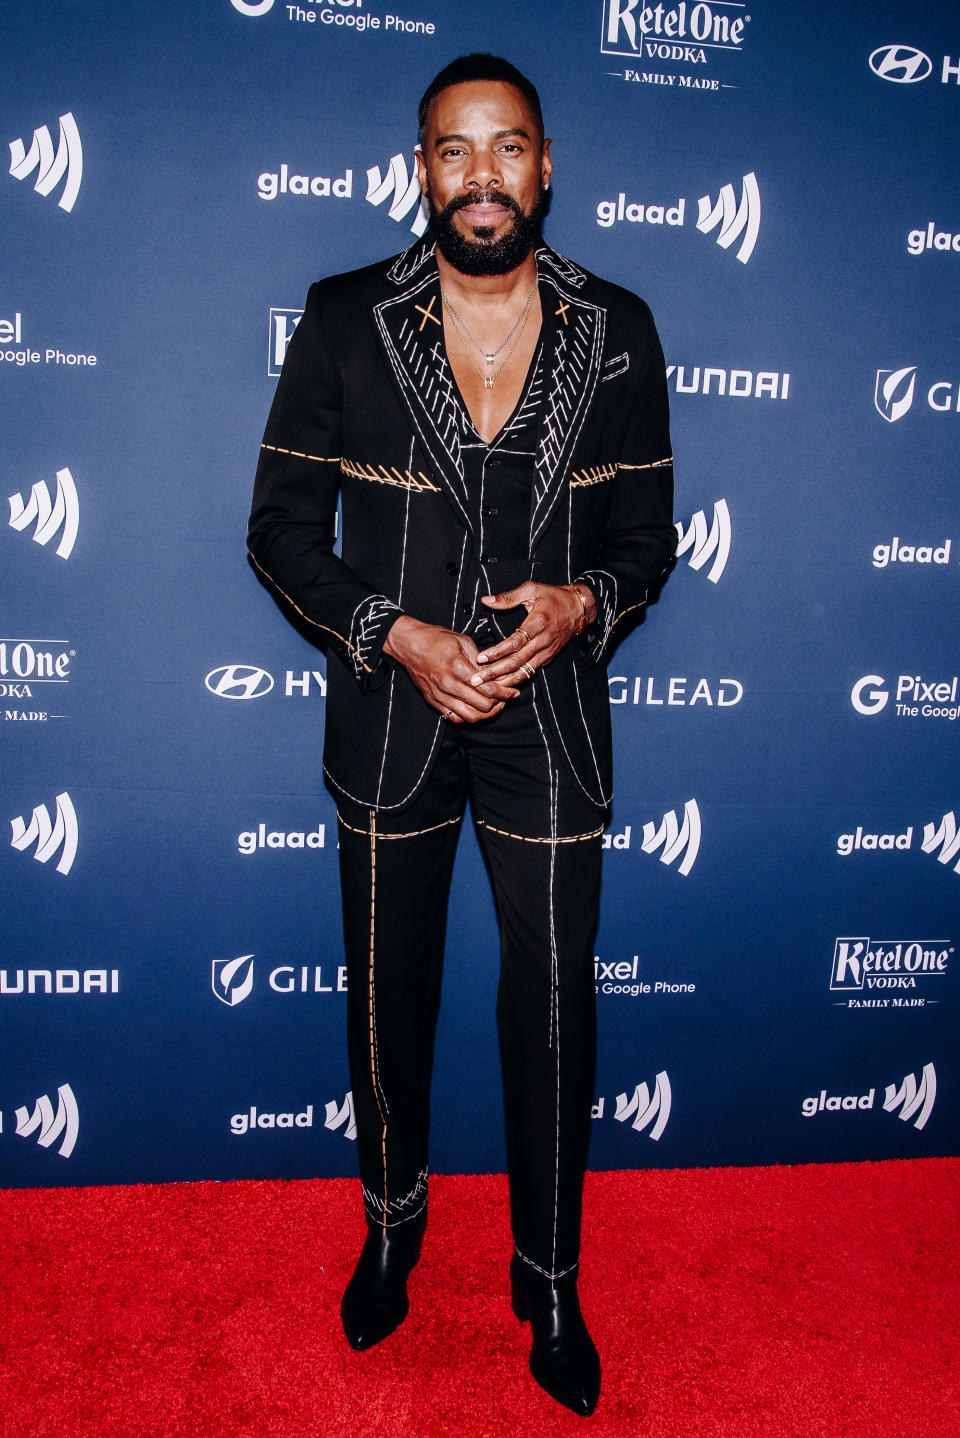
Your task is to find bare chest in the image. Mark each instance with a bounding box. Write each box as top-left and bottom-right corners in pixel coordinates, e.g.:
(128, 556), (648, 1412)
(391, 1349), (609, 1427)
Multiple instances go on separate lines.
(442, 298), (542, 445)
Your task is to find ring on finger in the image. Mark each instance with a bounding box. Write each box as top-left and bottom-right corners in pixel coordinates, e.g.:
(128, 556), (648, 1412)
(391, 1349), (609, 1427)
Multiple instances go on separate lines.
(516, 628), (531, 645)
(520, 661), (536, 680)
(441, 708), (453, 719)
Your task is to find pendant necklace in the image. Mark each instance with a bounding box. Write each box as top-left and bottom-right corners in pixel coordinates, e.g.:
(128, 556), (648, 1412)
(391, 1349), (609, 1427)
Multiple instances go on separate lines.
(441, 281), (539, 390)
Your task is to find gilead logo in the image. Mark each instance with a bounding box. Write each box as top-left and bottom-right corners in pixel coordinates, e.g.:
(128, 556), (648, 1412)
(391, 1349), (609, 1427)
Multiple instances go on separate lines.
(801, 1064), (936, 1131)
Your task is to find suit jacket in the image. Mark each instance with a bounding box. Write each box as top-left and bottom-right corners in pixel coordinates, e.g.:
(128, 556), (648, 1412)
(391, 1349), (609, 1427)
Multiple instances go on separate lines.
(247, 236), (676, 812)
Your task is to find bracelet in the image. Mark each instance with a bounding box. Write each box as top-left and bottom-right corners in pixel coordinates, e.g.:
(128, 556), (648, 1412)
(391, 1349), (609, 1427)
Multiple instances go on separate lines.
(565, 583), (588, 635)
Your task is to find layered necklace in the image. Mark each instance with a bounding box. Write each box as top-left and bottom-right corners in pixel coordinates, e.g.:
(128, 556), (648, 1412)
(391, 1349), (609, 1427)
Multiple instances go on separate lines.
(441, 280), (539, 390)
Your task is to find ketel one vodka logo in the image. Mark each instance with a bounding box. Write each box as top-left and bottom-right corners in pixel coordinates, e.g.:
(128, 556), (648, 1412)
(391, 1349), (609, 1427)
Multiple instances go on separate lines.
(831, 937), (951, 997)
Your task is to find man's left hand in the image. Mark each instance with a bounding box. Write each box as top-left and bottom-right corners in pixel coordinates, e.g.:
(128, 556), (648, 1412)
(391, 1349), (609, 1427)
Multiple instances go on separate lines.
(471, 581), (597, 688)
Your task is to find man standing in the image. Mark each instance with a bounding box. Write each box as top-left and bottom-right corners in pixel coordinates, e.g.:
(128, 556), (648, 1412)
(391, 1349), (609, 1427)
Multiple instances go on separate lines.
(248, 54), (675, 1416)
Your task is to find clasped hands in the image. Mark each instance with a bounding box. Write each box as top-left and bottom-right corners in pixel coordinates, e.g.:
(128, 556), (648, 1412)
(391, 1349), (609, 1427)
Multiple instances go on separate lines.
(382, 581), (596, 725)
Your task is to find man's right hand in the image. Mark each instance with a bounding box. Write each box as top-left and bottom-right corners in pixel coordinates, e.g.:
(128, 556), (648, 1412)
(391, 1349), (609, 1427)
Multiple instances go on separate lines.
(382, 616), (519, 723)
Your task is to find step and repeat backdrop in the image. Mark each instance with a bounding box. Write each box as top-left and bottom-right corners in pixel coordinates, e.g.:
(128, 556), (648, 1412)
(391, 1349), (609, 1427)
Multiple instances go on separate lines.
(2, 0), (957, 1187)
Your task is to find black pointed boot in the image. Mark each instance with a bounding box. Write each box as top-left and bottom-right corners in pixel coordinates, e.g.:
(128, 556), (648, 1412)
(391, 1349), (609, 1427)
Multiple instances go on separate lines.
(510, 1253), (601, 1416)
(341, 1209), (427, 1351)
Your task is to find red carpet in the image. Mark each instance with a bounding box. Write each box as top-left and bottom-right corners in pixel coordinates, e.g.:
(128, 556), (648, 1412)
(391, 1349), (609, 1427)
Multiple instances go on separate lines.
(1, 1159), (957, 1437)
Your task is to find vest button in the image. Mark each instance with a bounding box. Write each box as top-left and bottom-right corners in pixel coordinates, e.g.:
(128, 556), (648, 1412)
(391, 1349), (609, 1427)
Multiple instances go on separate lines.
(481, 555), (498, 565)
(445, 561), (458, 576)
(481, 506), (498, 517)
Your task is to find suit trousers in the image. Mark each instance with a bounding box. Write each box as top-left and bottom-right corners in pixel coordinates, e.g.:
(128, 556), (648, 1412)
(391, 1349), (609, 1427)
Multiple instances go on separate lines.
(335, 686), (607, 1281)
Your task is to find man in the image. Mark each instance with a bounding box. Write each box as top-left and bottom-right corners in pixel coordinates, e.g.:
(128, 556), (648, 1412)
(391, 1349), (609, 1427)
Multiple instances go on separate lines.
(248, 54), (675, 1416)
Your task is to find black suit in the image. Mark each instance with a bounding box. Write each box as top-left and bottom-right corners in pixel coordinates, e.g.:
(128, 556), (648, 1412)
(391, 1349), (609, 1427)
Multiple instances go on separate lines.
(248, 236), (675, 1280)
(248, 238), (675, 812)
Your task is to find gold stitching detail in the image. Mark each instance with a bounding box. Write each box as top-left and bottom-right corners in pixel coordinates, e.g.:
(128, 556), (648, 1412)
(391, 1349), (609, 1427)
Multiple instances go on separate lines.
(340, 458), (441, 493)
(260, 443), (341, 464)
(367, 810), (389, 1236)
(570, 464), (616, 487)
(246, 551), (372, 672)
(617, 456), (673, 471)
(612, 595), (649, 627)
(338, 813), (461, 840)
(476, 821), (606, 845)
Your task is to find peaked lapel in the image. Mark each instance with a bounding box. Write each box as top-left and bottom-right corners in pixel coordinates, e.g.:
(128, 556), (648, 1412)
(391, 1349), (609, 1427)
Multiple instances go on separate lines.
(371, 239), (607, 547)
(529, 246), (606, 550)
(372, 241), (472, 530)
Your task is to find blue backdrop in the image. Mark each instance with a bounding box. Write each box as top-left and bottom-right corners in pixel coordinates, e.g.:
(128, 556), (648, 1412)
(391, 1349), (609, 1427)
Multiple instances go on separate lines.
(2, 0), (957, 1187)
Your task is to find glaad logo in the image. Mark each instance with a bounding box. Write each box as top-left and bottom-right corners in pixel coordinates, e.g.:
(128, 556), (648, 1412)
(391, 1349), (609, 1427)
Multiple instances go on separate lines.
(908, 223), (960, 256)
(7, 113), (82, 212)
(675, 499), (730, 582)
(696, 173), (760, 263)
(835, 811), (960, 876)
(593, 1072), (671, 1141)
(212, 955), (255, 1006)
(869, 45), (931, 83)
(596, 174), (760, 264)
(872, 537), (952, 569)
(205, 664), (275, 700)
(8, 467), (79, 559)
(229, 1090), (355, 1138)
(851, 673), (959, 721)
(600, 800), (701, 875)
(238, 822), (326, 854)
(258, 164), (353, 201)
(922, 811), (960, 875)
(365, 154), (428, 237)
(830, 936), (950, 1007)
(800, 1064), (936, 1132)
(10, 792), (78, 875)
(13, 1083), (78, 1157)
(268, 308), (303, 376)
(884, 1064), (936, 1130)
(324, 1091), (356, 1140)
(641, 799), (701, 875)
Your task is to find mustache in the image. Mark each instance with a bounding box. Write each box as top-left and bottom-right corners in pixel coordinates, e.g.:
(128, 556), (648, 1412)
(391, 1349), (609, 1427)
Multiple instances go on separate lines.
(435, 189), (526, 222)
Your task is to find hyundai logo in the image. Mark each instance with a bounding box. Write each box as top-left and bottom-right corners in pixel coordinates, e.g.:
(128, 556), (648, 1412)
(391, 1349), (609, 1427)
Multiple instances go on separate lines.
(869, 45), (932, 83)
(205, 665), (275, 699)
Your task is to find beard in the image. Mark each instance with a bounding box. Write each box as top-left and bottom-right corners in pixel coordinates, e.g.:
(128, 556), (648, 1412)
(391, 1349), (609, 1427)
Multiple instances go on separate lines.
(427, 187), (547, 277)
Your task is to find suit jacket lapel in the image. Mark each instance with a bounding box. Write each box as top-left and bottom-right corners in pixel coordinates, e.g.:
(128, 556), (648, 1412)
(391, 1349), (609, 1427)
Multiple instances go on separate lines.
(372, 242), (472, 531)
(529, 246), (606, 550)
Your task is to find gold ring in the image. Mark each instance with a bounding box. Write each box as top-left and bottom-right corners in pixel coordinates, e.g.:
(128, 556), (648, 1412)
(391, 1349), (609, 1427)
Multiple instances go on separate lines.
(520, 662), (535, 680)
(517, 628), (530, 644)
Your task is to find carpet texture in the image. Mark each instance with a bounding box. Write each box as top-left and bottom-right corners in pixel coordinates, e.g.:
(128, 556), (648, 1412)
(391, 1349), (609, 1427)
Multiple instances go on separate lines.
(0, 1159), (957, 1437)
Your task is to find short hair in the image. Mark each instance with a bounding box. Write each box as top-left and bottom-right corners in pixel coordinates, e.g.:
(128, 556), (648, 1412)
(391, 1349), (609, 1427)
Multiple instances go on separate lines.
(417, 54), (544, 142)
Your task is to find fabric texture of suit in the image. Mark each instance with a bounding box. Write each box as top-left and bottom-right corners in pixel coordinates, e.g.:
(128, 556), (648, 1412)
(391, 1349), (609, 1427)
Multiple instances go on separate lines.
(247, 236), (677, 812)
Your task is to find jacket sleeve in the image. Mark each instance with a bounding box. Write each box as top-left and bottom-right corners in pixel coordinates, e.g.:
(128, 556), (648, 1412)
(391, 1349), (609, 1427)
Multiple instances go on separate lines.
(574, 300), (676, 662)
(246, 282), (402, 689)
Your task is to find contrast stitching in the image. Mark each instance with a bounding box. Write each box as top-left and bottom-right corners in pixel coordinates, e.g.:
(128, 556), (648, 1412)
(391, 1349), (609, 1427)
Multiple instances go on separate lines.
(340, 458), (440, 493)
(246, 551), (371, 670)
(338, 813), (461, 841)
(617, 456), (673, 471)
(260, 443), (341, 464)
(475, 820), (605, 845)
(570, 464), (616, 487)
(515, 1246), (579, 1283)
